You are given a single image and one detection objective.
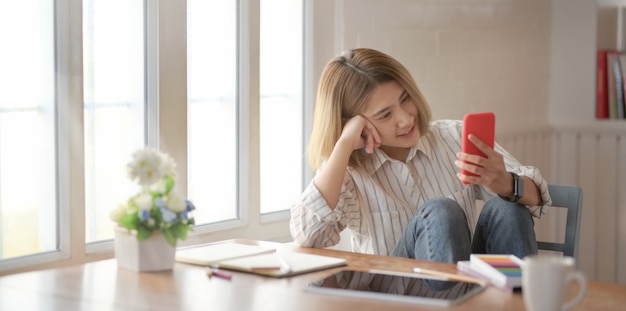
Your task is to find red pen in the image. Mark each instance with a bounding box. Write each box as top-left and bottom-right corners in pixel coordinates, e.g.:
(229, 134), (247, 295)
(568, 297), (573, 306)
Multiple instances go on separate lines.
(206, 267), (232, 281)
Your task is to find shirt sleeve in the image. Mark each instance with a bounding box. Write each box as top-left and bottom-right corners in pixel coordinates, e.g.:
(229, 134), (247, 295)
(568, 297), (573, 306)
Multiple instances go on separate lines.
(289, 172), (358, 248)
(493, 142), (552, 218)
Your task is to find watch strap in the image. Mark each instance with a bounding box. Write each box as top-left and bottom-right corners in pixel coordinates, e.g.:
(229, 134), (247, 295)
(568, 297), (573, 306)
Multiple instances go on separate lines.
(498, 172), (522, 203)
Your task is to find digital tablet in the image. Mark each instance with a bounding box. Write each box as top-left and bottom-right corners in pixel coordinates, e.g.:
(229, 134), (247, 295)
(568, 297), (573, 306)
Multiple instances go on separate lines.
(461, 112), (495, 184)
(305, 269), (486, 307)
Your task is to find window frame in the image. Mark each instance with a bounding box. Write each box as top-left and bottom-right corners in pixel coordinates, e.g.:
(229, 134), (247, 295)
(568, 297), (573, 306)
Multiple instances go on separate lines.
(1, 0), (316, 275)
(0, 0), (83, 273)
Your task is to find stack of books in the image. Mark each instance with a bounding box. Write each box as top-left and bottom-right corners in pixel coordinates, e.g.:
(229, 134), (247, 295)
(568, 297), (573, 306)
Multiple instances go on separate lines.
(456, 254), (524, 290)
(597, 49), (626, 119)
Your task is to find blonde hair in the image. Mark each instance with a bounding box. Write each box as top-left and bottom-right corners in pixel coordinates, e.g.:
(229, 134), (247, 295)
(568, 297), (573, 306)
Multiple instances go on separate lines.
(307, 48), (432, 169)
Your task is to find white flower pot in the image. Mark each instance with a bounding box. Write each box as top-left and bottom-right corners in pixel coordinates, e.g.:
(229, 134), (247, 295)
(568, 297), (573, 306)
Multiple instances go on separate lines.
(114, 227), (176, 272)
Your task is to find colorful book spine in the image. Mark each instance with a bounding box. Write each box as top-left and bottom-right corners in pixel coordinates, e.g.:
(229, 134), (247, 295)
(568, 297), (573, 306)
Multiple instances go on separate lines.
(468, 254), (523, 289)
(613, 52), (625, 119)
(619, 52), (626, 119)
(608, 52), (617, 119)
(597, 50), (609, 119)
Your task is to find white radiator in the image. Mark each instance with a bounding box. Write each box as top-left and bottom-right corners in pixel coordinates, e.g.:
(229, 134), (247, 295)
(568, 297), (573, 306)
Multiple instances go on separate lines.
(499, 127), (626, 284)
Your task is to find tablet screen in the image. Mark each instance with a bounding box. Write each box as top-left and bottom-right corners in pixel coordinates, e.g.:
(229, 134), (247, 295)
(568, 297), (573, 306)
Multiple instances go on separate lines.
(305, 270), (485, 307)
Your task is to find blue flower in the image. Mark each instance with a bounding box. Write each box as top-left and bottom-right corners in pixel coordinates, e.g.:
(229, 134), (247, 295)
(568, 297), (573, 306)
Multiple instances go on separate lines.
(155, 197), (167, 210)
(181, 211), (193, 221)
(156, 197), (178, 223)
(185, 200), (195, 212)
(138, 209), (151, 222)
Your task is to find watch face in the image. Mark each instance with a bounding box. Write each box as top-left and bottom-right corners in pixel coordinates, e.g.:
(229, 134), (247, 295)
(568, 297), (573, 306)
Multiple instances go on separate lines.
(513, 173), (523, 201)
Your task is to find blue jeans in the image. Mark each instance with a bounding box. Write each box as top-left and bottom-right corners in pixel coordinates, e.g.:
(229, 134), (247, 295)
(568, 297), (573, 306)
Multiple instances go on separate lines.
(391, 196), (537, 263)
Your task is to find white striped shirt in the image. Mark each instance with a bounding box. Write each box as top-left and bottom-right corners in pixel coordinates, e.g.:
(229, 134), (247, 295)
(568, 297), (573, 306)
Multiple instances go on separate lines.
(290, 119), (552, 256)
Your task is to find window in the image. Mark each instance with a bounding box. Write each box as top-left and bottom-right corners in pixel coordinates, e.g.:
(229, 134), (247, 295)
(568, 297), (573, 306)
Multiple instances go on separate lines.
(83, 0), (146, 244)
(187, 0), (304, 226)
(259, 0), (304, 215)
(187, 0), (238, 224)
(0, 0), (305, 273)
(0, 0), (57, 260)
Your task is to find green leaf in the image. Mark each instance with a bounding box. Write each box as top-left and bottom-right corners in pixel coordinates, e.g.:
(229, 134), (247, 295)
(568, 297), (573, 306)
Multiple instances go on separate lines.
(119, 213), (140, 229)
(170, 223), (187, 240)
(162, 228), (176, 246)
(164, 175), (174, 194)
(136, 226), (153, 241)
(151, 206), (164, 223)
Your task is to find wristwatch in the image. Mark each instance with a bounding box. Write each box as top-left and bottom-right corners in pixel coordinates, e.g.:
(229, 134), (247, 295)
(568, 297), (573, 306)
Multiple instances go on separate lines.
(498, 172), (524, 203)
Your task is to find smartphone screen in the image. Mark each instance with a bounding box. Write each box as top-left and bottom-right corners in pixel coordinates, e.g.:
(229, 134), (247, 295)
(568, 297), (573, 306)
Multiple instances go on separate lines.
(461, 112), (495, 184)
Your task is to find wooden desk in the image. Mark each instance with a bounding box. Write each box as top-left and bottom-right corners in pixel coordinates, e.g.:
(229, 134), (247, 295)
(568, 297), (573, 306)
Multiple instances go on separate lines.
(0, 240), (624, 310)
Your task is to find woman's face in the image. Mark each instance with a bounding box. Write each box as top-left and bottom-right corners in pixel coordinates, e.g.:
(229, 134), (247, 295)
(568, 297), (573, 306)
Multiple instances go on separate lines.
(361, 80), (420, 160)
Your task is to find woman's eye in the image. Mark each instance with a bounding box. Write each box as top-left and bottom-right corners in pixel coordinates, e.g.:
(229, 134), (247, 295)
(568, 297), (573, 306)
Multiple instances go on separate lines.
(381, 112), (391, 119)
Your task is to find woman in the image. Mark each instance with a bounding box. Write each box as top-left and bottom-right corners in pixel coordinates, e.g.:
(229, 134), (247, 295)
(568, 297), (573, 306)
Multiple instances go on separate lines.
(290, 48), (551, 264)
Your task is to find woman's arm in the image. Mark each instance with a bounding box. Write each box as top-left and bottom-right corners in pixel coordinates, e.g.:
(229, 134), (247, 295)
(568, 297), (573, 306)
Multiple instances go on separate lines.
(314, 116), (380, 209)
(313, 140), (353, 210)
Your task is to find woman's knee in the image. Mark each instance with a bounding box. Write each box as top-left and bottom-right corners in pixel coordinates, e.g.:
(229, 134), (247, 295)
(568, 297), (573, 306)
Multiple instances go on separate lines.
(419, 197), (466, 220)
(481, 197), (534, 225)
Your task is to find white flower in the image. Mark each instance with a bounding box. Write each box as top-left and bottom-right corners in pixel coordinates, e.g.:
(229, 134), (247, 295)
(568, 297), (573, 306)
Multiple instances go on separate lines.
(166, 191), (187, 213)
(109, 204), (128, 223)
(112, 147), (195, 245)
(126, 148), (164, 186)
(159, 152), (178, 180)
(134, 192), (153, 211)
(149, 179), (167, 194)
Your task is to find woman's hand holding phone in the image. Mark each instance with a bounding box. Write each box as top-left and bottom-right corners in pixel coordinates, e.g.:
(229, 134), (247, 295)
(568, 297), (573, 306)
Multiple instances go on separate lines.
(456, 134), (512, 195)
(457, 112), (502, 186)
(456, 112), (515, 195)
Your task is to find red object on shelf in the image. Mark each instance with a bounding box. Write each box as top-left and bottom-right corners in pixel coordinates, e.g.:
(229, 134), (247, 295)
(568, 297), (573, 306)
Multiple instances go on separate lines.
(597, 49), (609, 119)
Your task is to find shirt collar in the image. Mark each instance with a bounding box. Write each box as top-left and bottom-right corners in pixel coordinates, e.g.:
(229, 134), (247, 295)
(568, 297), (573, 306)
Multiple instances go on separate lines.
(415, 131), (435, 160)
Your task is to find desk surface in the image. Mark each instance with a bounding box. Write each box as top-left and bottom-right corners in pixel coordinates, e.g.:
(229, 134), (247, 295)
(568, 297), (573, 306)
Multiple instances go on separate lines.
(1, 239), (625, 311)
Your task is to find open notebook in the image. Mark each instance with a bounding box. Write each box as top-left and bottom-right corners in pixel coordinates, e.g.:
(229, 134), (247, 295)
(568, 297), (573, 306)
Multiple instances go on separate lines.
(175, 242), (347, 277)
(176, 243), (276, 266)
(214, 251), (347, 277)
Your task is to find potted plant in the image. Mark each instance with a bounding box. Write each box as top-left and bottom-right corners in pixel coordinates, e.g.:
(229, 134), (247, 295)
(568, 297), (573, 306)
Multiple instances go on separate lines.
(110, 148), (195, 272)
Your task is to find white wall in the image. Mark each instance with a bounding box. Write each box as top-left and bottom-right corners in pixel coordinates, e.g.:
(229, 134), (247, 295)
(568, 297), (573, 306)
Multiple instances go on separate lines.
(549, 0), (598, 128)
(313, 0), (553, 136)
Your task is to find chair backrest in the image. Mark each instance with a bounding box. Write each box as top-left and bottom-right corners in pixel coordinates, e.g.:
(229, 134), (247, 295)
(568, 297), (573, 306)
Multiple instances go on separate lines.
(536, 184), (583, 259)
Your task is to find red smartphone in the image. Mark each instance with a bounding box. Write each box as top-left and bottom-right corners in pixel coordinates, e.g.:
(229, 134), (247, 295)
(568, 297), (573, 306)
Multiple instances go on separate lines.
(461, 112), (495, 184)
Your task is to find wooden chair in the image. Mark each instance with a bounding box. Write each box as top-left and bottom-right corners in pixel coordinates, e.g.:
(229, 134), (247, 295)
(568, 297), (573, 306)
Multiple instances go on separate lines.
(536, 184), (583, 259)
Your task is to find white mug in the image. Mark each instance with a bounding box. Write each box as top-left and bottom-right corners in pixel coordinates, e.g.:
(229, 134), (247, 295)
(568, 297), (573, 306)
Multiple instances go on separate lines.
(522, 255), (587, 311)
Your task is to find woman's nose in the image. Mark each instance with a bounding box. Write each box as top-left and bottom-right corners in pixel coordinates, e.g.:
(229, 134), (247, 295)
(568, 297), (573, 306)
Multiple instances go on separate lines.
(397, 107), (413, 127)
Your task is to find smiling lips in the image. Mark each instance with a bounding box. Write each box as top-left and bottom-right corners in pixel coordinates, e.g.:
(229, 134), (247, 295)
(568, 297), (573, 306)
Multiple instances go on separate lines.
(398, 124), (415, 137)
